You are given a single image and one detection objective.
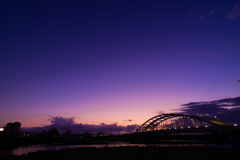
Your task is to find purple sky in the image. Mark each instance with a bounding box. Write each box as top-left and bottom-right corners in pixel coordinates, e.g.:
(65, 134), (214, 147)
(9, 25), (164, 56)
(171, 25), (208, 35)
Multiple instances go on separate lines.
(1, 0), (240, 132)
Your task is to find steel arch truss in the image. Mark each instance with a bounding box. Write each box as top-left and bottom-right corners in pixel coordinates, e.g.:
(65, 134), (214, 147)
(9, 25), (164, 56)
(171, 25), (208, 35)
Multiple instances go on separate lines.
(136, 114), (232, 132)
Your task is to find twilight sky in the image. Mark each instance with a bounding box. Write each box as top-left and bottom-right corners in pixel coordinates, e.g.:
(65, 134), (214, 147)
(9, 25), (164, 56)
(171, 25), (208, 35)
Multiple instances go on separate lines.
(1, 0), (240, 132)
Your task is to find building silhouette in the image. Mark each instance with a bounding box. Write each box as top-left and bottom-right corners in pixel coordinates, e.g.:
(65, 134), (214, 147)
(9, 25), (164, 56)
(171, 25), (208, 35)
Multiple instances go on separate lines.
(5, 122), (21, 132)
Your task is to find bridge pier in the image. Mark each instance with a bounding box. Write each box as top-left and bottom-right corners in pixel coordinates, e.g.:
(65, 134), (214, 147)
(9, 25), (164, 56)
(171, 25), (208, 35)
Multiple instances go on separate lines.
(191, 119), (196, 127)
(200, 120), (203, 127)
(185, 116), (189, 128)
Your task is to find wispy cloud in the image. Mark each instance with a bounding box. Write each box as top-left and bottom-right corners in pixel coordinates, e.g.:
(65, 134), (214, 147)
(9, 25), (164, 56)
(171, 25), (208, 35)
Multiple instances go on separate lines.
(124, 119), (134, 122)
(156, 110), (166, 115)
(209, 8), (217, 16)
(194, 51), (206, 56)
(178, 96), (240, 124)
(212, 53), (218, 57)
(238, 79), (240, 82)
(199, 15), (205, 22)
(226, 2), (240, 20)
(220, 42), (227, 47)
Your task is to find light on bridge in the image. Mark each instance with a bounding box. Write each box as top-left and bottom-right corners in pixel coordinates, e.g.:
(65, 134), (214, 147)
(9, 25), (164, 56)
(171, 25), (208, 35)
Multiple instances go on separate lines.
(234, 124), (237, 126)
(136, 114), (232, 133)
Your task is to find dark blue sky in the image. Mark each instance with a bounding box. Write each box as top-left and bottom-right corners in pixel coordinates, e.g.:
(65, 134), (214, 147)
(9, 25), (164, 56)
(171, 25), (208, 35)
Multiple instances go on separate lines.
(0, 0), (240, 129)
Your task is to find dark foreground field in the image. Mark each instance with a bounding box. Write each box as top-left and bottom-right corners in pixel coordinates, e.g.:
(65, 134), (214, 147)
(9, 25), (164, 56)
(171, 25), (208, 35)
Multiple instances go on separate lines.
(1, 146), (240, 160)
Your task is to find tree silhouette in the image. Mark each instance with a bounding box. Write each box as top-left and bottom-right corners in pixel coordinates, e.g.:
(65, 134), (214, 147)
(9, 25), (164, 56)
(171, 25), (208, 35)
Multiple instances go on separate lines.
(48, 128), (59, 137)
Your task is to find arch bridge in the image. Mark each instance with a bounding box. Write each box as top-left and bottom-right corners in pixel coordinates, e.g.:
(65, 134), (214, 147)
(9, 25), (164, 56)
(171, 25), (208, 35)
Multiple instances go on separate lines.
(136, 114), (233, 132)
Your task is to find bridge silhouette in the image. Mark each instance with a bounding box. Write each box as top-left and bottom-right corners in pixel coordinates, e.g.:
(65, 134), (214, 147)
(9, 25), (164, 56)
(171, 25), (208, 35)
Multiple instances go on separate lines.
(135, 114), (239, 134)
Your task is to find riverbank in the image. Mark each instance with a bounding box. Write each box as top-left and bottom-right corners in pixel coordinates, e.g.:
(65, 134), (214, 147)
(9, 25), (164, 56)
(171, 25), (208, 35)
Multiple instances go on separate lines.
(1, 146), (239, 160)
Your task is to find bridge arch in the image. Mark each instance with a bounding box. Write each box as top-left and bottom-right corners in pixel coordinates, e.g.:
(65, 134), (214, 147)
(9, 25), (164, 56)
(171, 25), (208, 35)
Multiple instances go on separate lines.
(136, 114), (232, 132)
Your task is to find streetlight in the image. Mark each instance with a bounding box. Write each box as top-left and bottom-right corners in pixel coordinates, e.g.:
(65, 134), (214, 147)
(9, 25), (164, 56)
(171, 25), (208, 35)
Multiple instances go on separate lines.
(215, 116), (219, 125)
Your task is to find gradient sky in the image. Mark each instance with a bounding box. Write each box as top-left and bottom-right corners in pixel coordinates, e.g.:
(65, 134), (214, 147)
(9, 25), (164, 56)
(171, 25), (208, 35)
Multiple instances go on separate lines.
(1, 0), (240, 129)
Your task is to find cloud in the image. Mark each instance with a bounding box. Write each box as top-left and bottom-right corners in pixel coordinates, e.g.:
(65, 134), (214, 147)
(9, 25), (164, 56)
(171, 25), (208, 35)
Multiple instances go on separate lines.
(220, 42), (227, 47)
(179, 96), (240, 124)
(156, 110), (176, 115)
(226, 2), (240, 20)
(199, 15), (205, 22)
(194, 51), (206, 56)
(238, 79), (240, 82)
(233, 44), (239, 51)
(22, 116), (139, 133)
(212, 53), (218, 57)
(124, 119), (134, 122)
(209, 8), (217, 16)
(48, 116), (75, 125)
(156, 110), (166, 115)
